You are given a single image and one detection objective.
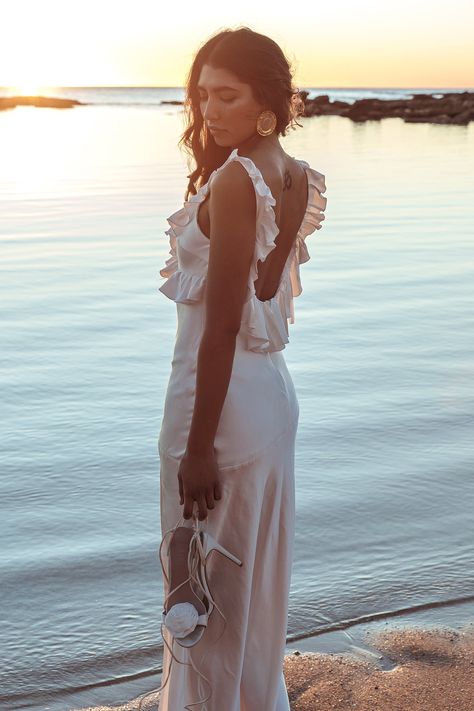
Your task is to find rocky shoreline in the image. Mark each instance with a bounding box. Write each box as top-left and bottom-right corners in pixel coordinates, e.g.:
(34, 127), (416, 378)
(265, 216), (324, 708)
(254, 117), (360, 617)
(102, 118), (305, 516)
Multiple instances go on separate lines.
(0, 95), (82, 111)
(300, 90), (474, 124)
(2, 91), (473, 124)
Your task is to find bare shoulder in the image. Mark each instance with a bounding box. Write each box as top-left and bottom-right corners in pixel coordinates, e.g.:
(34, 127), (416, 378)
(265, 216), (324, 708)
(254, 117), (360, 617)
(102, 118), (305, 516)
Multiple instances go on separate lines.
(211, 160), (255, 199)
(208, 160), (257, 221)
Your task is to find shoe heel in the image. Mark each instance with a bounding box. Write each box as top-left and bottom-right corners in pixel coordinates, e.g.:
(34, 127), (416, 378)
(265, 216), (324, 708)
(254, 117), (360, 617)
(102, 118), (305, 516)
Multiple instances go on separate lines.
(201, 531), (243, 567)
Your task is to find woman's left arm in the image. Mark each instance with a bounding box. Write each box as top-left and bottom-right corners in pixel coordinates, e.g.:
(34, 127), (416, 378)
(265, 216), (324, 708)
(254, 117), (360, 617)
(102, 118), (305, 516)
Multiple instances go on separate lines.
(178, 161), (257, 519)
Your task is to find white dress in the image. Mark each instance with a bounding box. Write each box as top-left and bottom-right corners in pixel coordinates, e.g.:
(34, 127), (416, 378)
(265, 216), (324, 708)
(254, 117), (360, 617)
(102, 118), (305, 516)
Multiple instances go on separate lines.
(157, 148), (327, 711)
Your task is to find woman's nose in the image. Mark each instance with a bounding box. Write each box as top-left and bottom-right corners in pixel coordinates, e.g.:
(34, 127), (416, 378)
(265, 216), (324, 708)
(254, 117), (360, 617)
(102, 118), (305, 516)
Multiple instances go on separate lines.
(202, 100), (219, 121)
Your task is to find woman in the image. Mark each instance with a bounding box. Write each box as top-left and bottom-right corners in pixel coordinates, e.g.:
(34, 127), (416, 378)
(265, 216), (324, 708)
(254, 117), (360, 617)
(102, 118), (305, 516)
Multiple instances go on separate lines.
(147, 26), (327, 711)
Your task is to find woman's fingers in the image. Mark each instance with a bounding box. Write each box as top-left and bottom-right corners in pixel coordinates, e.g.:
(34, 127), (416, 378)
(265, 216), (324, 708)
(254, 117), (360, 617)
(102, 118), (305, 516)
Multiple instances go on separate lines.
(183, 488), (199, 519)
(183, 493), (208, 520)
(205, 489), (215, 510)
(196, 494), (208, 520)
(181, 482), (222, 518)
(182, 495), (193, 520)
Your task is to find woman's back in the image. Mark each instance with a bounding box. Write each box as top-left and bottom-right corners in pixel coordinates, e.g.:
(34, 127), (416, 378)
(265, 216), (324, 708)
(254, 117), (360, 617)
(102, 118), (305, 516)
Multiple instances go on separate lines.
(195, 150), (312, 302)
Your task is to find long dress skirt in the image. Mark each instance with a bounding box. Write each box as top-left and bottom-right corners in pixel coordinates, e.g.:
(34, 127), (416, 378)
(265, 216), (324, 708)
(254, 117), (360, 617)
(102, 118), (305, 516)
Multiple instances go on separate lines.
(157, 400), (297, 711)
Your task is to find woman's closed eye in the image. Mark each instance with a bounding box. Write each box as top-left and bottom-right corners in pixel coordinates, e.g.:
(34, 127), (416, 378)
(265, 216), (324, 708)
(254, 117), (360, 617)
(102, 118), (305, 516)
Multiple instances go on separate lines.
(199, 95), (236, 104)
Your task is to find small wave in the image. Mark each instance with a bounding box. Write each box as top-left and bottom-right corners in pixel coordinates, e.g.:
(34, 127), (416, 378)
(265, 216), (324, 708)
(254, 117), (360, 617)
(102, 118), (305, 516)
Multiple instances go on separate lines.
(287, 593), (474, 645)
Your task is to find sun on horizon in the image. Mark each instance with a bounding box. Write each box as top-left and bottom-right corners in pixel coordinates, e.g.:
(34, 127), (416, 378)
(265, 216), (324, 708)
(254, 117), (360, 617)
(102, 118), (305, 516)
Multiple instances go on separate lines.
(8, 83), (51, 97)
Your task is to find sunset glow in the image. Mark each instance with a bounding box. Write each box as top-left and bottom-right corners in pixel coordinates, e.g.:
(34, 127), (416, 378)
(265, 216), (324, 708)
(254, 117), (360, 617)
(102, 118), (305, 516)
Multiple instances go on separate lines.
(10, 83), (49, 97)
(1, 0), (473, 89)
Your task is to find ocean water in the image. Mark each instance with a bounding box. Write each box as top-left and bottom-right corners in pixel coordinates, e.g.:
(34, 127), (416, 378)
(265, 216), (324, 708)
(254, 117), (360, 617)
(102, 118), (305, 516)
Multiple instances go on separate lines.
(0, 85), (470, 108)
(1, 88), (473, 710)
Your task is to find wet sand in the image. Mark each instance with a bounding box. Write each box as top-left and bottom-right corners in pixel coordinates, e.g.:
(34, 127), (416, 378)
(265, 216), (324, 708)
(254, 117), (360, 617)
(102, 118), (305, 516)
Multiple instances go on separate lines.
(285, 624), (474, 711)
(80, 619), (474, 711)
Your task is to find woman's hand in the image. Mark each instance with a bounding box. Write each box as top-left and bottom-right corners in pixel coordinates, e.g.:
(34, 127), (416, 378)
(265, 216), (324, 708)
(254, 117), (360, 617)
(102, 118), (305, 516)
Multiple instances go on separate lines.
(177, 445), (222, 520)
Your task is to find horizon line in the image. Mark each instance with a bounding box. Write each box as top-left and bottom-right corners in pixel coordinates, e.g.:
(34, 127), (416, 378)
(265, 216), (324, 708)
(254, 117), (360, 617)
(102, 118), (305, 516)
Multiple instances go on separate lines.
(1, 85), (473, 91)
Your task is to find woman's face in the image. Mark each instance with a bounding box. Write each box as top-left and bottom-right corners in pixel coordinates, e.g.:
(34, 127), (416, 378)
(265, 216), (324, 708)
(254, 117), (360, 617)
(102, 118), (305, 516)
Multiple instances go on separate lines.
(196, 64), (264, 148)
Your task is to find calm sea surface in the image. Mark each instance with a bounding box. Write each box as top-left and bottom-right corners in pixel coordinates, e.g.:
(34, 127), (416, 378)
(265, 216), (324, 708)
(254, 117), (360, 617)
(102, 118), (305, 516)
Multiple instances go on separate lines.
(1, 87), (473, 710)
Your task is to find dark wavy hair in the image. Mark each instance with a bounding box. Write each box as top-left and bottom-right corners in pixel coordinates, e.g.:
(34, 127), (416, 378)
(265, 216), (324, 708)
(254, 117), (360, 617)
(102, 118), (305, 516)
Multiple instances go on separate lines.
(178, 26), (305, 201)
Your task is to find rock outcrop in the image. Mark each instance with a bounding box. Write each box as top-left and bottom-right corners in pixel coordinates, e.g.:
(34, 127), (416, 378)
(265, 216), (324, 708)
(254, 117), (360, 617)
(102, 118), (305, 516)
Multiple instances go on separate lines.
(0, 96), (83, 111)
(300, 90), (474, 125)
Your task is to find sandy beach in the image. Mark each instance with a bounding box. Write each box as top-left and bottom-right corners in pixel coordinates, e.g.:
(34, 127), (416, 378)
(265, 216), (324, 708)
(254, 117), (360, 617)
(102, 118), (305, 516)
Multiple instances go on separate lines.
(80, 618), (474, 711)
(284, 625), (474, 711)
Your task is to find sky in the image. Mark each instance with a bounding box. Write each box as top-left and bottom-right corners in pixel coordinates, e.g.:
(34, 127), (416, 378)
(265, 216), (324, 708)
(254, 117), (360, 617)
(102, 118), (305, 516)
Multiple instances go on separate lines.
(1, 0), (473, 90)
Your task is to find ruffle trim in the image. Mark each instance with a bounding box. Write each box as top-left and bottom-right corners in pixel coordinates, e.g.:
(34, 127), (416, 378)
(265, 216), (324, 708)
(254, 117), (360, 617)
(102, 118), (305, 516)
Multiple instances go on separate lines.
(225, 151), (280, 285)
(158, 148), (279, 285)
(157, 195), (208, 301)
(240, 284), (293, 354)
(159, 227), (178, 278)
(290, 162), (327, 297)
(238, 162), (327, 352)
(158, 270), (206, 304)
(158, 206), (194, 280)
(158, 151), (327, 353)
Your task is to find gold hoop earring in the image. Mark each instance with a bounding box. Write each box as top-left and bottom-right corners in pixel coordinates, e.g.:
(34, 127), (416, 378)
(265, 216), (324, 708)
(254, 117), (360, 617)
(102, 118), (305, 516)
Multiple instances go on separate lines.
(256, 110), (277, 136)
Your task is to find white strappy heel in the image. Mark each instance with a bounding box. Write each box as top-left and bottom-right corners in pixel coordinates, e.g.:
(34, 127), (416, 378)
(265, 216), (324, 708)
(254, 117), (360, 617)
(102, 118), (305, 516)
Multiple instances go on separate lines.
(137, 513), (243, 710)
(161, 514), (242, 647)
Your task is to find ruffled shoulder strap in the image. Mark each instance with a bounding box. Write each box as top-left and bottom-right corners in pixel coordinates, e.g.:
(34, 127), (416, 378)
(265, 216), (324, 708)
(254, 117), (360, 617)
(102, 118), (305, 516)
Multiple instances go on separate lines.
(203, 149), (280, 287)
(158, 148), (279, 306)
(158, 149), (251, 281)
(289, 160), (327, 298)
(296, 159), (327, 239)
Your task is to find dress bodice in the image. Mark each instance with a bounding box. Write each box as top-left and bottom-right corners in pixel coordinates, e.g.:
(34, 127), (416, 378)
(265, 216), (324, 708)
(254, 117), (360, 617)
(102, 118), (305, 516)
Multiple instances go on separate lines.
(158, 148), (327, 353)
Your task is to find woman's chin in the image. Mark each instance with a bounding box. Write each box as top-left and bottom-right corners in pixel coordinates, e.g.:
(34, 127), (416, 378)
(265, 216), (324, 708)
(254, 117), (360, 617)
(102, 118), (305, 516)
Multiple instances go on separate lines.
(211, 131), (232, 146)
